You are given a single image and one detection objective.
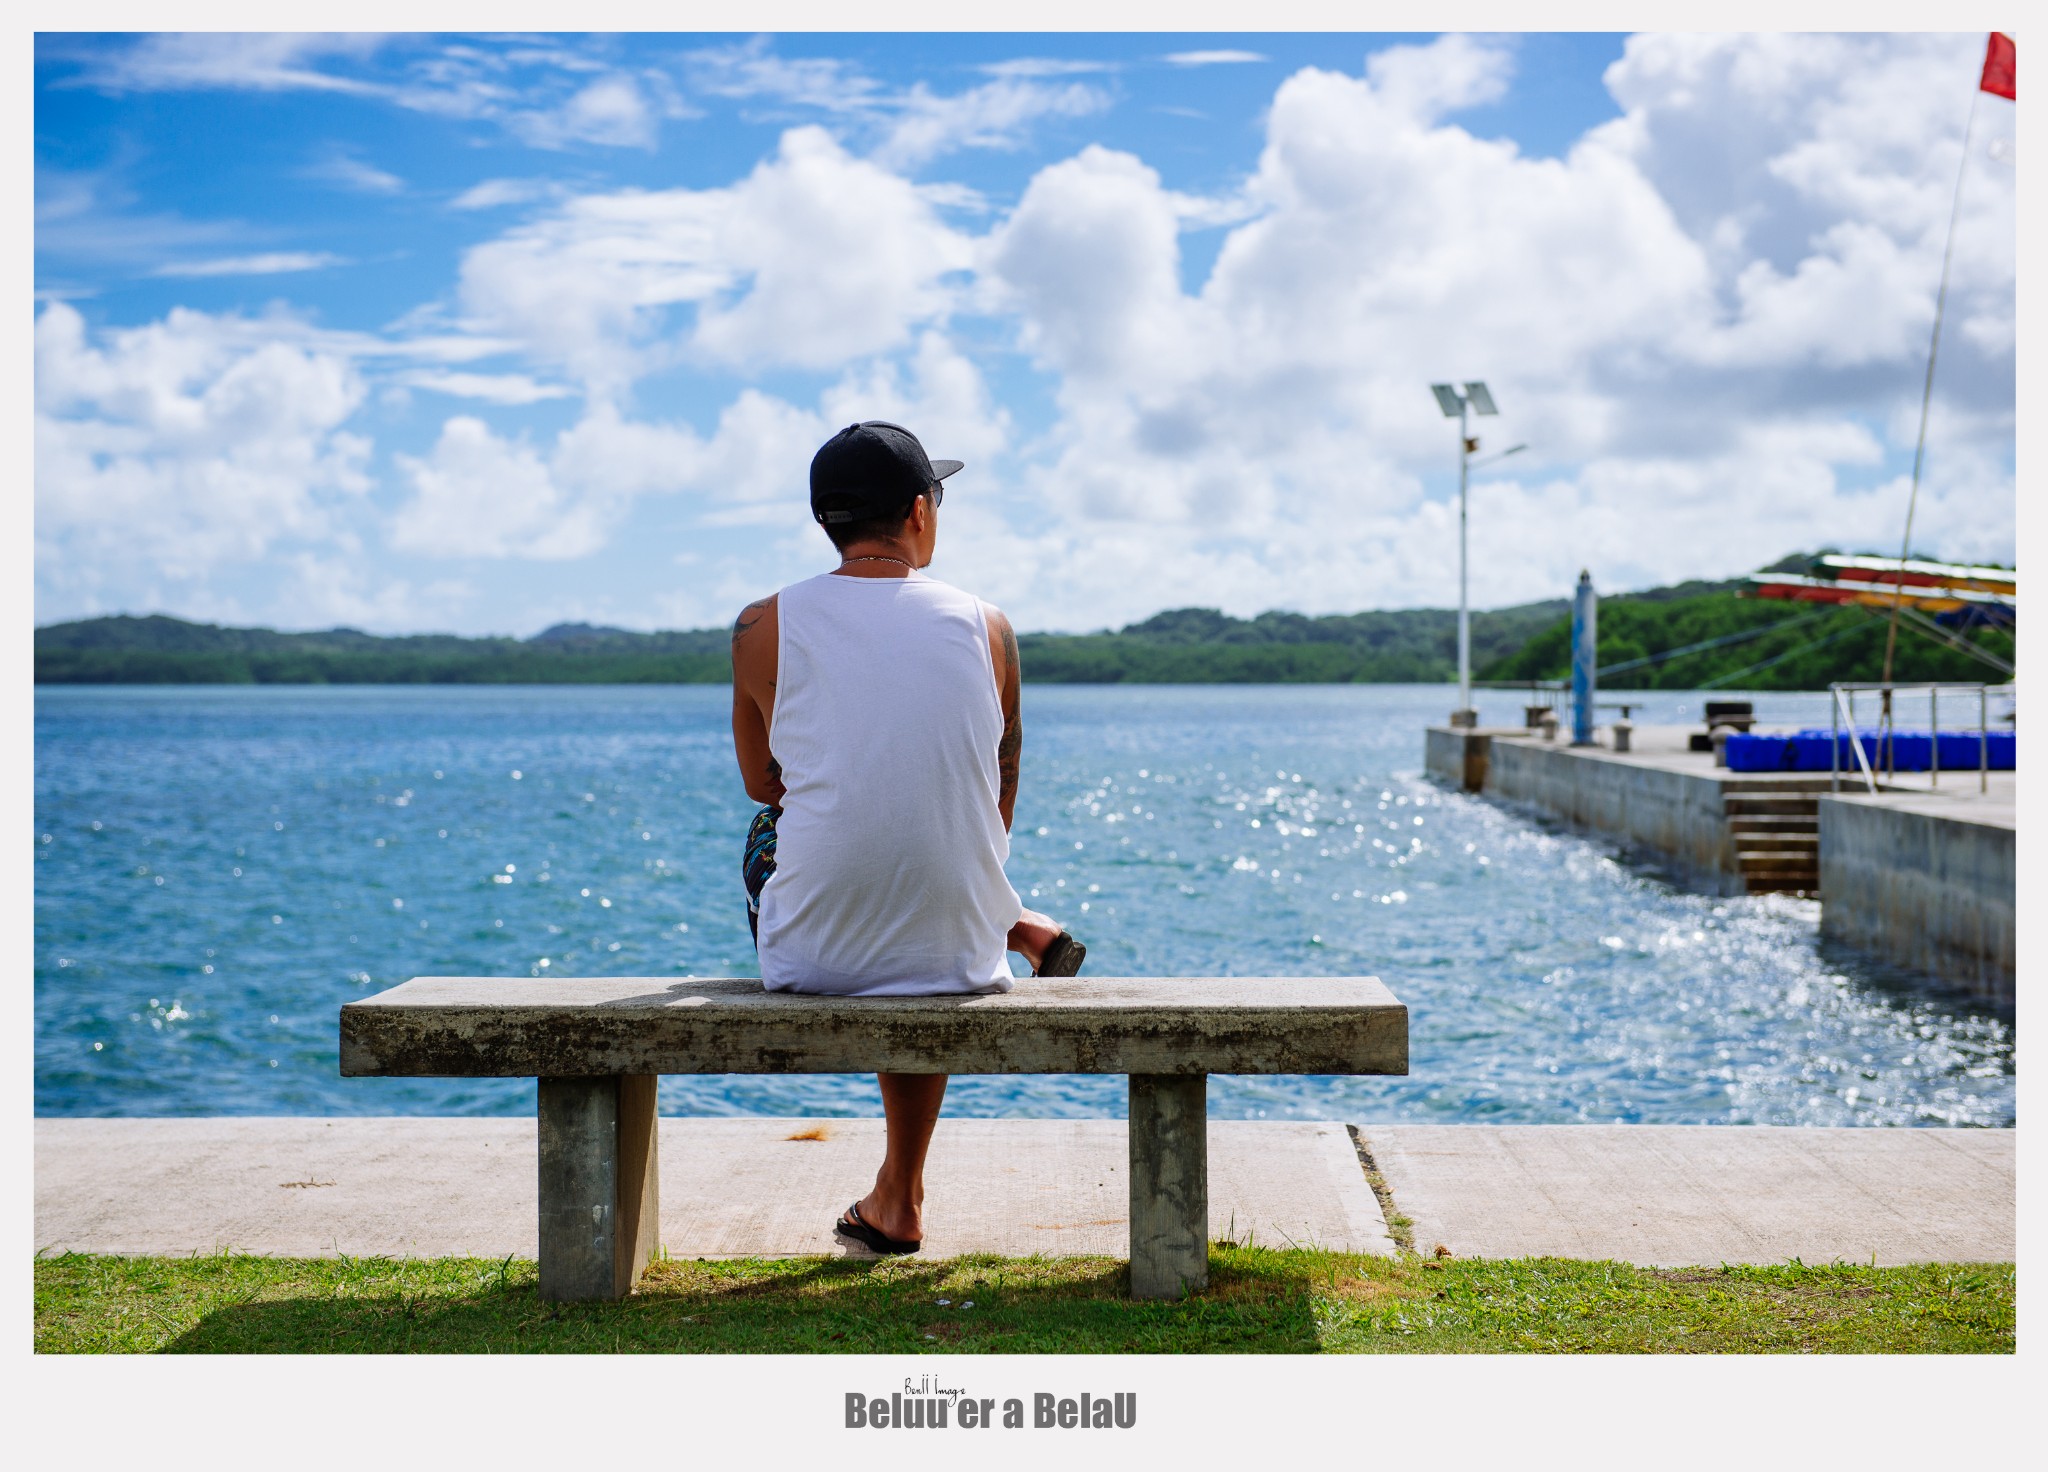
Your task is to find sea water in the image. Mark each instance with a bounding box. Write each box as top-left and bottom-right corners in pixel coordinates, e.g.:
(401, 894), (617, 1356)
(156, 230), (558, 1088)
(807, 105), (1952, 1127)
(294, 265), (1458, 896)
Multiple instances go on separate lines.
(33, 684), (2013, 1126)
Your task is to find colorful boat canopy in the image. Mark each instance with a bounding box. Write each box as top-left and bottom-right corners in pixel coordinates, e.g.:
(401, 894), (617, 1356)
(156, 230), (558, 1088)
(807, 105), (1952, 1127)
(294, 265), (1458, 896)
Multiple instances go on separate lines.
(1809, 554), (2014, 596)
(1744, 573), (2016, 624)
(1740, 553), (2016, 628)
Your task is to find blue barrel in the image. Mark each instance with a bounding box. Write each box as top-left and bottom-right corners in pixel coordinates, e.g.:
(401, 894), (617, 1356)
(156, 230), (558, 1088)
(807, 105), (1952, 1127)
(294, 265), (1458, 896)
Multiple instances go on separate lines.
(1727, 733), (1837, 771)
(1829, 729), (1929, 773)
(1846, 730), (1933, 771)
(1936, 730), (2016, 770)
(1890, 732), (1934, 771)
(1723, 733), (1786, 771)
(1792, 731), (1836, 771)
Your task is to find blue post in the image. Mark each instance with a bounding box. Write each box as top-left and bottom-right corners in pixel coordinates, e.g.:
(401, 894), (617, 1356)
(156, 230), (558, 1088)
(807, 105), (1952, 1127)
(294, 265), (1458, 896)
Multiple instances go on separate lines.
(1571, 570), (1597, 746)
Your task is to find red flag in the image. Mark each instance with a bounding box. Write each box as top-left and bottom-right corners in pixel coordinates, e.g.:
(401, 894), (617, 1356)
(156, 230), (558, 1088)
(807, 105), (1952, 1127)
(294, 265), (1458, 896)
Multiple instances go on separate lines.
(1980, 32), (2015, 100)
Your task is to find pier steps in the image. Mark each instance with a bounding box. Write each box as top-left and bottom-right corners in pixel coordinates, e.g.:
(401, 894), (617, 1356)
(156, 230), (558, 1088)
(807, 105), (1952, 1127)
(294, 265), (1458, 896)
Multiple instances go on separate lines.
(1721, 780), (1827, 894)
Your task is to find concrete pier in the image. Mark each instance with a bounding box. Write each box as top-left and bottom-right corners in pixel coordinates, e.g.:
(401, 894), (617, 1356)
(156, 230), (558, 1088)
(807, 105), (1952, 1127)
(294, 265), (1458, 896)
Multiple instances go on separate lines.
(1427, 723), (2017, 999)
(1820, 786), (2015, 1000)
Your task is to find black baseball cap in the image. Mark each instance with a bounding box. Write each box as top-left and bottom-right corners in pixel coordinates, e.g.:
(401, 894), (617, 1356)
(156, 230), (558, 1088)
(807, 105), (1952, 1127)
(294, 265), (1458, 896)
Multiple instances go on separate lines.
(809, 420), (963, 525)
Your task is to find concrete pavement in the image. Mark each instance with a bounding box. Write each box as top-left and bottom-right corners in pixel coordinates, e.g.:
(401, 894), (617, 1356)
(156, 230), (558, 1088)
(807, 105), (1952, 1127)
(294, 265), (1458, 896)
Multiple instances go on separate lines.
(1363, 1124), (2014, 1266)
(35, 1117), (2015, 1267)
(34, 1116), (1394, 1261)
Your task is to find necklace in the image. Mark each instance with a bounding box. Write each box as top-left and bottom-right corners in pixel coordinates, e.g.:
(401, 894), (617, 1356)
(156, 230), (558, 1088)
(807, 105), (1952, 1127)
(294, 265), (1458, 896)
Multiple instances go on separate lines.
(838, 555), (915, 570)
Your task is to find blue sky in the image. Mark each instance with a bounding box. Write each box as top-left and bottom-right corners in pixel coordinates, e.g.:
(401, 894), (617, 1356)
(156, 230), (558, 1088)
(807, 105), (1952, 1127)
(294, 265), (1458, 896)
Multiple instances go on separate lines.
(35, 31), (2016, 636)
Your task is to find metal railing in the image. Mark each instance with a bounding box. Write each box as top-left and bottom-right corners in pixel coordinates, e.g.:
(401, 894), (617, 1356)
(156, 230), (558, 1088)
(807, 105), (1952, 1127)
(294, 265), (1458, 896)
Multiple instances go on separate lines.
(1828, 680), (2003, 795)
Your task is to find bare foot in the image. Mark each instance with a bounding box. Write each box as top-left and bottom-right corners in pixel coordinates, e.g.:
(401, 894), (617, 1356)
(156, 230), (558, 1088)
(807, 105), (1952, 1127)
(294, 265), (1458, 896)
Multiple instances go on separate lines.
(1006, 907), (1064, 971)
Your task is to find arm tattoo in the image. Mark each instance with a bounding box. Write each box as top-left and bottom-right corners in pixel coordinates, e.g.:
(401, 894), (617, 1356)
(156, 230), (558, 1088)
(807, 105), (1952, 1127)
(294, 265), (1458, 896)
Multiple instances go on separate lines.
(731, 597), (771, 650)
(998, 713), (1021, 786)
(995, 612), (1022, 804)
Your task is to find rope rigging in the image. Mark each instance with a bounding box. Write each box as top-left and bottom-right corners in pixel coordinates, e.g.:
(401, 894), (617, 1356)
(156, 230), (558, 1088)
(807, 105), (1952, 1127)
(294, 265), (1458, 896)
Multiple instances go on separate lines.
(1594, 606), (1831, 678)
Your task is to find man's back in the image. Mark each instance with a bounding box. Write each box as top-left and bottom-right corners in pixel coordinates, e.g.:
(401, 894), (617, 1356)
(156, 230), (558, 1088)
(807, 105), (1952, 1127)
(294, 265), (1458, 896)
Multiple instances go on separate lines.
(755, 570), (1020, 995)
(725, 417), (1080, 1255)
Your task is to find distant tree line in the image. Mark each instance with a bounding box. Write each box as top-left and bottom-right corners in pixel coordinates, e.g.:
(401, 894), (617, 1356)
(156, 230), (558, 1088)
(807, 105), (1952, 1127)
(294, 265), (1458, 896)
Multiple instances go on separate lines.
(35, 603), (1573, 686)
(1015, 602), (1567, 683)
(32, 617), (732, 685)
(32, 558), (2013, 691)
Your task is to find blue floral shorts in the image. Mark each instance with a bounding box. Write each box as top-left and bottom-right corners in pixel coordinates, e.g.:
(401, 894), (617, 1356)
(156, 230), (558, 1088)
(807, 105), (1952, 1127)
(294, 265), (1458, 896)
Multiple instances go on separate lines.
(742, 805), (780, 944)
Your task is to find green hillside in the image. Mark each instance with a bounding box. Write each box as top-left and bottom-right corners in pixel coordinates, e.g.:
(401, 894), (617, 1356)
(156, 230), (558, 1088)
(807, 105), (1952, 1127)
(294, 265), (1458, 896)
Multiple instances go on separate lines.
(1016, 601), (1568, 683)
(1480, 592), (2013, 690)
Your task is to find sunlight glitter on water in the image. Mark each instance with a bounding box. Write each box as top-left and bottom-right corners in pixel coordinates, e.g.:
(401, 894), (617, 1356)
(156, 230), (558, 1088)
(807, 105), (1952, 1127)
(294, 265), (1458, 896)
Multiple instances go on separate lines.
(33, 684), (2013, 1126)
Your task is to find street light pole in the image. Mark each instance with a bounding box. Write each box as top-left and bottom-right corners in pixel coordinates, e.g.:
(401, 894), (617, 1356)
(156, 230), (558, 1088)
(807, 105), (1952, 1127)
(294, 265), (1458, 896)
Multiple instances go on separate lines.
(1457, 396), (1471, 722)
(1431, 380), (1501, 728)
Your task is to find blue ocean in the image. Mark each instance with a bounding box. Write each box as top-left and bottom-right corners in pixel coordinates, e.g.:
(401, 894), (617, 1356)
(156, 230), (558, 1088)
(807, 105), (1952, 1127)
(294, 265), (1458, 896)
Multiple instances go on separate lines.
(33, 684), (2014, 1126)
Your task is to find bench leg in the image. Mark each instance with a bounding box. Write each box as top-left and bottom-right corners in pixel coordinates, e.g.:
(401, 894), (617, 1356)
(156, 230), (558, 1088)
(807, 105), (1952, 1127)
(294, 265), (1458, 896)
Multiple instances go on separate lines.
(537, 1075), (661, 1301)
(1127, 1073), (1208, 1299)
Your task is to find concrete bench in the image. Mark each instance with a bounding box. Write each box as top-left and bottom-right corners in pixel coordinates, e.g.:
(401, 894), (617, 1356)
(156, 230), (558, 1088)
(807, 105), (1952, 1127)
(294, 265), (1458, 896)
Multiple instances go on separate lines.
(339, 975), (1407, 1301)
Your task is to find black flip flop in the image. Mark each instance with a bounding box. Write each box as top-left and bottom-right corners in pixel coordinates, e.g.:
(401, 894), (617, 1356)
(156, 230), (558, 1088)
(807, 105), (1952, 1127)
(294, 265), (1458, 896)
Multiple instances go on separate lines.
(834, 1201), (921, 1256)
(1034, 930), (1087, 977)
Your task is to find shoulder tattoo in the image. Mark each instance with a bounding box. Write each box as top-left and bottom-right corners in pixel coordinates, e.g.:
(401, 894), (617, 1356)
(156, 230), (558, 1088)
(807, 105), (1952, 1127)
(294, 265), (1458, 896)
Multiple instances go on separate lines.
(732, 597), (772, 650)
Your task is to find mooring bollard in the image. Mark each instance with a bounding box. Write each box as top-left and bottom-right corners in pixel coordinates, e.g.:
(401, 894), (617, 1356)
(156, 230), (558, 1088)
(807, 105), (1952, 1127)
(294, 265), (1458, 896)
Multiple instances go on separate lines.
(1613, 720), (1633, 753)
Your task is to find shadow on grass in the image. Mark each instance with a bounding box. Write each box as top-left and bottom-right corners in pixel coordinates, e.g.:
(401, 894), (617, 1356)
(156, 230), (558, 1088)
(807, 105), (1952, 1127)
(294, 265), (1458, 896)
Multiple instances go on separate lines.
(157, 1252), (1327, 1354)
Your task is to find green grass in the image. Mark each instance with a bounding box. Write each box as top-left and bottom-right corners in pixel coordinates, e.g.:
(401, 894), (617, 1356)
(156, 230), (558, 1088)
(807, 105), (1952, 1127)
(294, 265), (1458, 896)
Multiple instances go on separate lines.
(34, 1249), (2013, 1354)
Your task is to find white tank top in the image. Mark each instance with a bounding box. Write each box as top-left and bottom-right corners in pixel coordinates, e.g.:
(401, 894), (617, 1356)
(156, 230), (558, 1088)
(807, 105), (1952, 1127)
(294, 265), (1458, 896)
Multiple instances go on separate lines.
(756, 570), (1022, 995)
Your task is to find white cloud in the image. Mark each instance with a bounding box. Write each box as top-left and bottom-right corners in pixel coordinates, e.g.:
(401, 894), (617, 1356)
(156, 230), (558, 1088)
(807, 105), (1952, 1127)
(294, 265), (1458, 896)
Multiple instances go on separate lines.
(511, 75), (659, 150)
(389, 395), (815, 562)
(948, 31), (2012, 627)
(985, 146), (1203, 388)
(268, 554), (475, 633)
(392, 416), (603, 559)
(35, 302), (371, 592)
(302, 153), (405, 194)
(1596, 33), (2015, 385)
(154, 251), (347, 278)
(451, 177), (561, 210)
(819, 332), (1012, 471)
(60, 34), (688, 152)
(979, 59), (1116, 80)
(396, 370), (575, 404)
(456, 126), (972, 394)
(680, 37), (1110, 169)
(1363, 33), (1515, 122)
(679, 37), (883, 113)
(72, 33), (391, 97)
(874, 78), (1111, 171)
(381, 327), (1016, 604)
(1162, 51), (1269, 67)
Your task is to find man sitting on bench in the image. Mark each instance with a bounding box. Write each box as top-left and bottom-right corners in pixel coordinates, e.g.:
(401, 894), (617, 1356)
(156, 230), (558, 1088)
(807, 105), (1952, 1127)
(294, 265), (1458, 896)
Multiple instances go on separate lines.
(728, 419), (1086, 1258)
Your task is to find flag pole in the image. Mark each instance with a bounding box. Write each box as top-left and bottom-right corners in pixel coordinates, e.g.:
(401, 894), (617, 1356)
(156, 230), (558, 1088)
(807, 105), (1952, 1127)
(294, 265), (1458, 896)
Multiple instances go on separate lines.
(1879, 82), (1983, 711)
